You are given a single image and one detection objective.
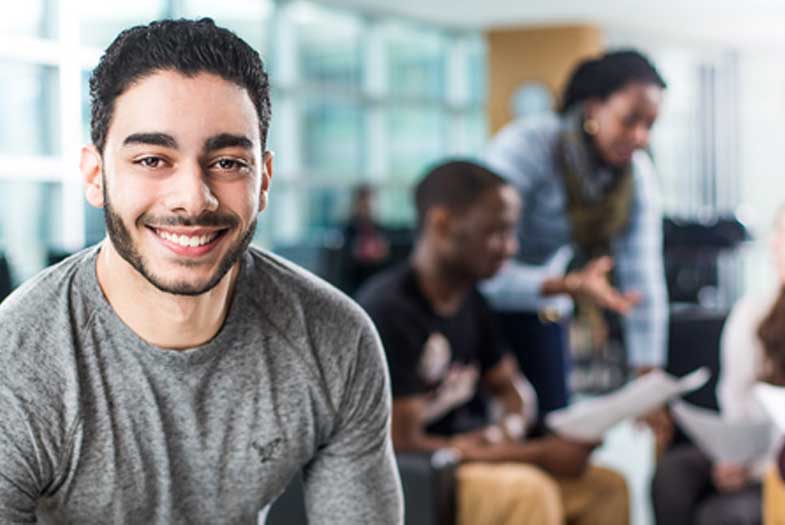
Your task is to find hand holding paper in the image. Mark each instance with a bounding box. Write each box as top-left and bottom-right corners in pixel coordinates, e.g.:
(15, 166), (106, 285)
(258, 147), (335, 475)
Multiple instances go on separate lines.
(670, 400), (773, 464)
(546, 367), (710, 441)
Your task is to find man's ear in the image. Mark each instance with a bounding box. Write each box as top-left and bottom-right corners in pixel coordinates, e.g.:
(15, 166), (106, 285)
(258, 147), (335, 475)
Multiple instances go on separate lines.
(258, 150), (274, 213)
(82, 145), (104, 208)
(428, 207), (452, 239)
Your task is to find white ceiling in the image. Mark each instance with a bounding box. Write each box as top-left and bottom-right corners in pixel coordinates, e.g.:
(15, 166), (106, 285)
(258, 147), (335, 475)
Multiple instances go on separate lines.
(321, 0), (785, 48)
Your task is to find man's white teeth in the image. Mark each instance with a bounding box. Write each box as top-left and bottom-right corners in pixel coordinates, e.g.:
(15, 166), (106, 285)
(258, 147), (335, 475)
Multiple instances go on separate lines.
(157, 230), (218, 247)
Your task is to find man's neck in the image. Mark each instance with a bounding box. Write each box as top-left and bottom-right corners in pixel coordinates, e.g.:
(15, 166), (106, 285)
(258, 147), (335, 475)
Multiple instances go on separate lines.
(411, 244), (472, 317)
(95, 240), (239, 350)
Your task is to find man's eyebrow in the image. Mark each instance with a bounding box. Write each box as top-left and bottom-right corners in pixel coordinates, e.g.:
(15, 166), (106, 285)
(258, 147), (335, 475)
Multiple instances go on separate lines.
(204, 133), (254, 152)
(122, 133), (178, 149)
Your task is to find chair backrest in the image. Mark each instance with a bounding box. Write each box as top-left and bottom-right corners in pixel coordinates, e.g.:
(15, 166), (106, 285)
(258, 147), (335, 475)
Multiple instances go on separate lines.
(265, 474), (307, 525)
(397, 450), (458, 525)
(666, 307), (728, 446)
(264, 451), (458, 525)
(0, 253), (12, 303)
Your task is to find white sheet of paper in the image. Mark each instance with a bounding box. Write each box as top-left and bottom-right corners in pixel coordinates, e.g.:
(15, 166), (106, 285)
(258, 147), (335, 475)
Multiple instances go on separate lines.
(754, 382), (785, 431)
(546, 367), (711, 442)
(670, 400), (773, 463)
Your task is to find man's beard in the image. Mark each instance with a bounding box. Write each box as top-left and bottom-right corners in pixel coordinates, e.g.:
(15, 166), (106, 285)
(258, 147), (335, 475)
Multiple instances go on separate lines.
(102, 182), (257, 296)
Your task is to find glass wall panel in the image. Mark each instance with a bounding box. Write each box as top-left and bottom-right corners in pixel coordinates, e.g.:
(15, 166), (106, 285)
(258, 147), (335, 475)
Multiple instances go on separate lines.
(465, 36), (487, 105)
(465, 110), (488, 154)
(81, 69), (92, 145)
(387, 107), (446, 183)
(0, 61), (60, 156)
(256, 184), (306, 247)
(0, 181), (63, 285)
(176, 0), (274, 56)
(84, 199), (106, 247)
(376, 185), (415, 228)
(78, 0), (166, 49)
(301, 97), (364, 180)
(290, 2), (363, 88)
(648, 50), (701, 217)
(2, 0), (56, 39)
(383, 22), (446, 100)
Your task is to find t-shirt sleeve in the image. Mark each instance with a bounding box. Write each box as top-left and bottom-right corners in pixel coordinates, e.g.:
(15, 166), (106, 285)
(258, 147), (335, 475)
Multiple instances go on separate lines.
(363, 300), (428, 398)
(0, 389), (63, 523)
(302, 321), (403, 525)
(0, 304), (75, 524)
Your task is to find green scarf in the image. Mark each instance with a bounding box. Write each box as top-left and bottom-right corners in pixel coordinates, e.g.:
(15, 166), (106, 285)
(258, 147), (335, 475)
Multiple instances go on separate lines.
(557, 106), (634, 261)
(556, 106), (636, 353)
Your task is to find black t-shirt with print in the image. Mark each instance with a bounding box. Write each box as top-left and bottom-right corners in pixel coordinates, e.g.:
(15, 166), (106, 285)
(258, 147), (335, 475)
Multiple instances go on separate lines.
(357, 262), (505, 436)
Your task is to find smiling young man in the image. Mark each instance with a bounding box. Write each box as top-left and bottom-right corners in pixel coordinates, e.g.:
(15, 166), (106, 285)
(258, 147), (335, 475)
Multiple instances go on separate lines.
(0, 19), (402, 524)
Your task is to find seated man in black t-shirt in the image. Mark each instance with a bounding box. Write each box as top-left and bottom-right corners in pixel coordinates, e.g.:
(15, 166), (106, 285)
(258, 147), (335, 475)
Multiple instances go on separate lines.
(357, 160), (629, 525)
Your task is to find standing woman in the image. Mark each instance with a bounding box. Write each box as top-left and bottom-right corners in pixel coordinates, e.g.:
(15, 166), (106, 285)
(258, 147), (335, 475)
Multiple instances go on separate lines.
(483, 50), (669, 421)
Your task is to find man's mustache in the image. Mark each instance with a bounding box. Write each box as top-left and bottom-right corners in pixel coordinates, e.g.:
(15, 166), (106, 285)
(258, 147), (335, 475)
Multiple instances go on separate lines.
(139, 212), (239, 228)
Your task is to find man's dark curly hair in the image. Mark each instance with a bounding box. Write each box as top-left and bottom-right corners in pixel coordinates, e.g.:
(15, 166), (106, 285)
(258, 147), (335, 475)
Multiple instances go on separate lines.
(414, 159), (507, 231)
(89, 18), (271, 153)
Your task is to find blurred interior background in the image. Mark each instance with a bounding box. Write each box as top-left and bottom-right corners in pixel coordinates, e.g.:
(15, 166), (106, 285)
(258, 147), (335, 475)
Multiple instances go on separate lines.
(2, 0), (783, 308)
(6, 2), (785, 523)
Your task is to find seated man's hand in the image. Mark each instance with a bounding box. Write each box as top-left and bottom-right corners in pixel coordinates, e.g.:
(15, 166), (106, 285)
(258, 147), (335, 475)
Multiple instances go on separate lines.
(567, 256), (642, 315)
(449, 429), (487, 451)
(712, 462), (750, 492)
(536, 435), (599, 478)
(448, 430), (498, 462)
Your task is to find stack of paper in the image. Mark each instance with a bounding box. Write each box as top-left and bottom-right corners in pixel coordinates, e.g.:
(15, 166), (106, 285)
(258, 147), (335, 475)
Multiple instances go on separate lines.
(546, 367), (710, 441)
(670, 400), (773, 463)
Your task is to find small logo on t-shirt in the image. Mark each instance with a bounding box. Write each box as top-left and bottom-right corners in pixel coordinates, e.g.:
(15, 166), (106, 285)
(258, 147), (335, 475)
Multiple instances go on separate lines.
(252, 437), (284, 463)
(419, 332), (451, 384)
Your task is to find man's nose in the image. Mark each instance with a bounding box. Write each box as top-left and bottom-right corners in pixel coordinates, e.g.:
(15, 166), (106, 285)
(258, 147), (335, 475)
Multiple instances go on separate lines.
(506, 235), (519, 257)
(164, 161), (219, 215)
(633, 124), (650, 149)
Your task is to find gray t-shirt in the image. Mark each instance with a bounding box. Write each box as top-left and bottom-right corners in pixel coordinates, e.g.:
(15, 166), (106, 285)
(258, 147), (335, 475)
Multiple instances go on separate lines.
(0, 246), (402, 524)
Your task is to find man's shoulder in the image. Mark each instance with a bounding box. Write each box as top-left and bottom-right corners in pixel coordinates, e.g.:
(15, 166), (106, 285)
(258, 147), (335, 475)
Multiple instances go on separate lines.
(244, 246), (376, 341)
(244, 247), (390, 402)
(0, 249), (94, 420)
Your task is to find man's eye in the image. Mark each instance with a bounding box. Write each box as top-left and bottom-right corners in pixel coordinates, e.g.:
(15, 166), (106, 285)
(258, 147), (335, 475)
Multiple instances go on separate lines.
(213, 158), (248, 171)
(137, 157), (163, 168)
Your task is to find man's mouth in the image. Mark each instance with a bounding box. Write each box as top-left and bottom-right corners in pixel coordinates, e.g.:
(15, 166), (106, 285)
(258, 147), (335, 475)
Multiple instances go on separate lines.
(155, 229), (221, 247)
(147, 226), (230, 251)
(617, 146), (636, 161)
